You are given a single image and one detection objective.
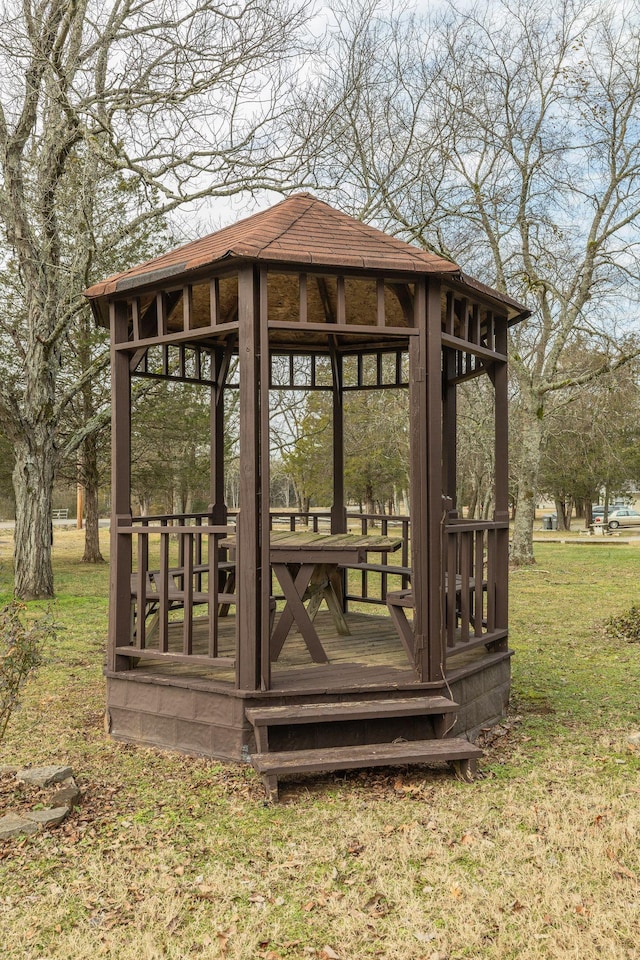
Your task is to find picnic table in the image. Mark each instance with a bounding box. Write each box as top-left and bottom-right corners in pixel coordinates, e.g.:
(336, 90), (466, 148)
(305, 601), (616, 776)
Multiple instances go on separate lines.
(265, 531), (402, 663)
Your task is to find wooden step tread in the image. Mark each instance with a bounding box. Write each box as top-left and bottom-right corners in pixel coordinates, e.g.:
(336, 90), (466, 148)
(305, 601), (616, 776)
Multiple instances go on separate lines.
(246, 695), (458, 728)
(252, 738), (482, 776)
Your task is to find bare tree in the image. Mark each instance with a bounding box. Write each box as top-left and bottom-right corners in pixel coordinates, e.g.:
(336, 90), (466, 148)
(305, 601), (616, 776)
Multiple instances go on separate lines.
(306, 0), (640, 562)
(0, 0), (313, 598)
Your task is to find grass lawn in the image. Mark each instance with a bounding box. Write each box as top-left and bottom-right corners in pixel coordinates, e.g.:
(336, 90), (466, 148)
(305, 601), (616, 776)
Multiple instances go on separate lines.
(0, 530), (639, 960)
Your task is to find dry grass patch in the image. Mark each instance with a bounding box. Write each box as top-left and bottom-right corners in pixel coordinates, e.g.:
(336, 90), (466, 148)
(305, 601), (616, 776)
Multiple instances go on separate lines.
(0, 531), (639, 959)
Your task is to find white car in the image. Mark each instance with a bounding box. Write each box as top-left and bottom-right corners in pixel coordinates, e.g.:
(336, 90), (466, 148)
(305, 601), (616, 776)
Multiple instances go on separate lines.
(594, 508), (640, 529)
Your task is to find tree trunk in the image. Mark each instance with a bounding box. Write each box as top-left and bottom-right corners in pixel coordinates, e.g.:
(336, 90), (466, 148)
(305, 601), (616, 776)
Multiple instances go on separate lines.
(82, 435), (104, 563)
(82, 481), (104, 563)
(555, 498), (568, 531)
(468, 486), (478, 520)
(365, 482), (375, 520)
(13, 430), (55, 599)
(510, 396), (544, 565)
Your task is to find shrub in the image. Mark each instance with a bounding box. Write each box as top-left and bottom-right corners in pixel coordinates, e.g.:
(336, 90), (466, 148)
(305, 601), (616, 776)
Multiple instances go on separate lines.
(0, 601), (54, 741)
(605, 604), (640, 644)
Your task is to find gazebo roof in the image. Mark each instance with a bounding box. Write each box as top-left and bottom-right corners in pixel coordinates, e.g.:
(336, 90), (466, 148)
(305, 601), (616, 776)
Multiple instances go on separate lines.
(85, 193), (529, 324)
(85, 194), (459, 300)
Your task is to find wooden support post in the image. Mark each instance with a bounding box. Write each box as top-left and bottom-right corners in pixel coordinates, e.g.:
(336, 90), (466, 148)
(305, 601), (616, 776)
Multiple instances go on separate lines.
(237, 266), (262, 691)
(330, 347), (346, 535)
(210, 347), (227, 525)
(409, 280), (444, 683)
(443, 346), (457, 510)
(156, 292), (167, 336)
(108, 301), (132, 672)
(131, 299), (141, 341)
(259, 270), (272, 691)
(489, 315), (509, 642)
(427, 279), (445, 681)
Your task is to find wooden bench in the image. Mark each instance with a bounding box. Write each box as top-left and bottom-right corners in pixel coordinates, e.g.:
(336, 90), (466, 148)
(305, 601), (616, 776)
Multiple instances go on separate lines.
(385, 587), (416, 662)
(386, 577), (489, 664)
(130, 563), (276, 644)
(342, 561), (411, 579)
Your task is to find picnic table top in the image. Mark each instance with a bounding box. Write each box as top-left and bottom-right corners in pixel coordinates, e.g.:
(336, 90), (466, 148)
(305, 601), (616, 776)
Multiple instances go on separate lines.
(221, 530), (402, 555)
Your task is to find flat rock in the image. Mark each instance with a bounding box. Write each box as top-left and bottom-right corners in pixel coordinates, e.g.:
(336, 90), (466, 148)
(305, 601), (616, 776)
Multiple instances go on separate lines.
(16, 765), (73, 787)
(23, 807), (69, 829)
(49, 777), (81, 808)
(0, 765), (19, 776)
(0, 813), (39, 839)
(626, 732), (640, 751)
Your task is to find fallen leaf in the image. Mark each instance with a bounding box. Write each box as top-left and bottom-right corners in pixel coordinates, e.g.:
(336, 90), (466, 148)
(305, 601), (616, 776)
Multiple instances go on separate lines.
(320, 948), (341, 960)
(364, 893), (390, 916)
(194, 885), (216, 902)
(612, 863), (636, 880)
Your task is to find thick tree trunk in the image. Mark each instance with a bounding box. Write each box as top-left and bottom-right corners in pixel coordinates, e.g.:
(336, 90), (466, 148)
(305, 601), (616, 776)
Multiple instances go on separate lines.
(13, 430), (56, 599)
(510, 395), (544, 565)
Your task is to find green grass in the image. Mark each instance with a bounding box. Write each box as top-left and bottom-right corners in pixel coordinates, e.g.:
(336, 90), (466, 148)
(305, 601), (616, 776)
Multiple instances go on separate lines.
(0, 531), (639, 960)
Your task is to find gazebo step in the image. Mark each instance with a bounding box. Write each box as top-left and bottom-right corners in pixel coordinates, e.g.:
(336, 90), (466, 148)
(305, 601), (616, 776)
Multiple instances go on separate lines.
(246, 695), (457, 727)
(251, 738), (483, 801)
(246, 696), (459, 752)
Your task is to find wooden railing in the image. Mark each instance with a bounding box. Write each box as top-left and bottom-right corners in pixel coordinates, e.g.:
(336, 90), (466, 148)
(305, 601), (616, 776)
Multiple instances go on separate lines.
(115, 513), (236, 668)
(442, 518), (509, 656)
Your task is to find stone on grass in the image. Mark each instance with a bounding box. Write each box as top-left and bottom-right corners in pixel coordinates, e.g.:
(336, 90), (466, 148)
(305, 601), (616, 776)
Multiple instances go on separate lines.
(23, 807), (69, 829)
(0, 813), (39, 839)
(16, 765), (73, 787)
(626, 732), (640, 751)
(50, 777), (81, 808)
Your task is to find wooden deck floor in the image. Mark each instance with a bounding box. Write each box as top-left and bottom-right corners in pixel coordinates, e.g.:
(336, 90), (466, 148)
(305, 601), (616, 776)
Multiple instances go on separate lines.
(129, 610), (428, 691)
(123, 609), (498, 695)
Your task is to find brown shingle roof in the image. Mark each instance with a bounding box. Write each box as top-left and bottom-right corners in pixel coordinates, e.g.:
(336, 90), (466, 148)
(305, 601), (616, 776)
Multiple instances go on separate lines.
(84, 193), (459, 299)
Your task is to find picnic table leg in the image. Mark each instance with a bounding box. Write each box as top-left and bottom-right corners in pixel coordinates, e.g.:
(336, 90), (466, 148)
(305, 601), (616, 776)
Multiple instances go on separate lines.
(304, 567), (329, 621)
(270, 563), (329, 663)
(317, 564), (350, 636)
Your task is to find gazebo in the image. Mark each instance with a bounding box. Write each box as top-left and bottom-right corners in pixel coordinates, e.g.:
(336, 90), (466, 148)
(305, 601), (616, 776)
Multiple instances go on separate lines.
(85, 194), (529, 799)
